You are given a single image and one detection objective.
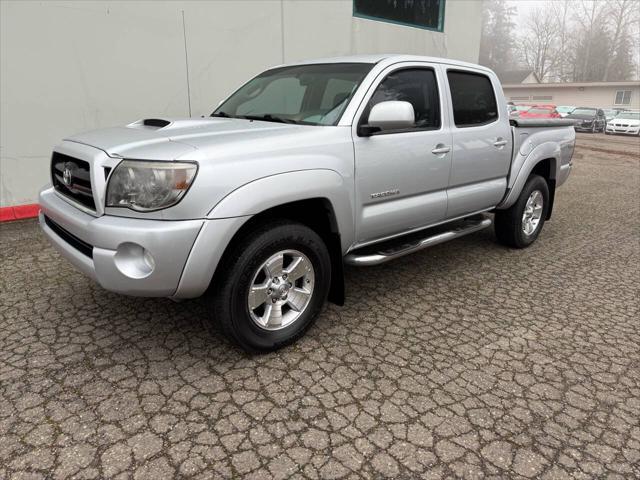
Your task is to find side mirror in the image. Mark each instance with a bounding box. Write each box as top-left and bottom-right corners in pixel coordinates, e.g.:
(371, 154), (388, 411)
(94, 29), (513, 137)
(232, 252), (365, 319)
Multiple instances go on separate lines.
(359, 101), (415, 136)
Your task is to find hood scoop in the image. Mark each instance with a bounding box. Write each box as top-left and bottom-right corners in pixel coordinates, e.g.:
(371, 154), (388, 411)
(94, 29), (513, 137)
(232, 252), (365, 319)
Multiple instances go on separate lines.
(127, 118), (215, 131)
(142, 118), (171, 128)
(127, 118), (172, 129)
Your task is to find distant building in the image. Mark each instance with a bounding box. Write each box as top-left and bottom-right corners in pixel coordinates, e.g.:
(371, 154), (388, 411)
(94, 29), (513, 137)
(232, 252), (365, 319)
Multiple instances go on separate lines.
(502, 81), (640, 109)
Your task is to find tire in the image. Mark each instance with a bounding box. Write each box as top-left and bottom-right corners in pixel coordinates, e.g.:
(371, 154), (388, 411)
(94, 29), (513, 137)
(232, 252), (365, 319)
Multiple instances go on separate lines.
(205, 220), (331, 352)
(494, 175), (550, 248)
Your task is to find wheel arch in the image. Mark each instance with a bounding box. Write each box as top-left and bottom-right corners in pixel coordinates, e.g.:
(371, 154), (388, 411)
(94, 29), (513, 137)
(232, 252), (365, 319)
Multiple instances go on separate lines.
(206, 170), (354, 306)
(530, 158), (557, 219)
(211, 197), (346, 306)
(499, 142), (560, 218)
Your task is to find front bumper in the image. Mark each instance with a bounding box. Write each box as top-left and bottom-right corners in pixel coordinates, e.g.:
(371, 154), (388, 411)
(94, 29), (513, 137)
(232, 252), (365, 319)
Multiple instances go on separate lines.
(574, 123), (595, 132)
(39, 186), (204, 297)
(606, 125), (640, 135)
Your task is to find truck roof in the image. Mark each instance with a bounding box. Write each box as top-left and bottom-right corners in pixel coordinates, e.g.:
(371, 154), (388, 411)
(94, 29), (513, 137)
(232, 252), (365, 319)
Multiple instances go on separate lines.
(277, 54), (493, 74)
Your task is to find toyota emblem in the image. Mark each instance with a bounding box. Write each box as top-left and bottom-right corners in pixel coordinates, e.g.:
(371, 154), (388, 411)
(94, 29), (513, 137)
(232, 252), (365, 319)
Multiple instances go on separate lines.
(62, 163), (73, 186)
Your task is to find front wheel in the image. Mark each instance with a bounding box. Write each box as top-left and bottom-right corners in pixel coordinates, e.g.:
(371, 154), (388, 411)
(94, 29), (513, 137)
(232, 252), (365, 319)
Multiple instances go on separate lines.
(205, 221), (331, 352)
(494, 175), (549, 248)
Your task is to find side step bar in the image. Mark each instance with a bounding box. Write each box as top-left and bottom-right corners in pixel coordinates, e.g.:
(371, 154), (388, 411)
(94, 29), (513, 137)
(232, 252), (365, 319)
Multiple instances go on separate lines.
(344, 216), (492, 266)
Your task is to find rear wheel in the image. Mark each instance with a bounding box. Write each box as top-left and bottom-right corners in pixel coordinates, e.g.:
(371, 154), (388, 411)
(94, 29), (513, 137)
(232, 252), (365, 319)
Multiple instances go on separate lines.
(205, 221), (331, 352)
(495, 175), (549, 248)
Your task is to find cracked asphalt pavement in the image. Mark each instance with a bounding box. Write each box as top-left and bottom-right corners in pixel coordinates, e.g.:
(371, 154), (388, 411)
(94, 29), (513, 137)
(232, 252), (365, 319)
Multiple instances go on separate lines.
(1, 134), (639, 479)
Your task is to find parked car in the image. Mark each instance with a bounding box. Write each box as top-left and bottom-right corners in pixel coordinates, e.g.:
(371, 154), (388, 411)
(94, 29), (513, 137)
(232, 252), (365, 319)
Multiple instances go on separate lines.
(567, 107), (607, 133)
(38, 55), (575, 352)
(556, 105), (575, 117)
(518, 105), (561, 119)
(508, 104), (533, 118)
(605, 110), (640, 136)
(514, 105), (533, 113)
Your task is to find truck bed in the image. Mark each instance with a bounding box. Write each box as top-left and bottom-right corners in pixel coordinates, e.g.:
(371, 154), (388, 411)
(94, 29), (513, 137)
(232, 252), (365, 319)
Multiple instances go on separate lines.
(510, 118), (577, 128)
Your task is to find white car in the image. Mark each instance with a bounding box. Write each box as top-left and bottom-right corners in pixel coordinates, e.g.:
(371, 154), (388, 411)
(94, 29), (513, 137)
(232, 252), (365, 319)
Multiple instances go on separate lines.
(606, 111), (640, 136)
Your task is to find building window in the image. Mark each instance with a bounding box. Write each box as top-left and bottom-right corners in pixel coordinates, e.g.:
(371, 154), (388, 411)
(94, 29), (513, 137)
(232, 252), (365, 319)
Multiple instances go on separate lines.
(510, 96), (530, 101)
(533, 95), (553, 101)
(353, 0), (446, 32)
(614, 90), (632, 105)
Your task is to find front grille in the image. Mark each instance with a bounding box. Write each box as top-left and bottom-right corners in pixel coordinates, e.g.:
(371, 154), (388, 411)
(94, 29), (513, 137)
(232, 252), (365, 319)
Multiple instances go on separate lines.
(44, 215), (94, 258)
(51, 152), (95, 210)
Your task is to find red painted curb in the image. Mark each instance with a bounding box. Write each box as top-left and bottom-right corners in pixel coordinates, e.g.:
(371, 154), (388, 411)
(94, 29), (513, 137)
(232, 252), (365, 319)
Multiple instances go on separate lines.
(0, 204), (40, 222)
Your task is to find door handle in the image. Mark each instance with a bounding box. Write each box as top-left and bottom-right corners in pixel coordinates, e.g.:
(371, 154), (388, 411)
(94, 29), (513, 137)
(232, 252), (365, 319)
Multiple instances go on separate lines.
(431, 144), (451, 155)
(493, 139), (508, 147)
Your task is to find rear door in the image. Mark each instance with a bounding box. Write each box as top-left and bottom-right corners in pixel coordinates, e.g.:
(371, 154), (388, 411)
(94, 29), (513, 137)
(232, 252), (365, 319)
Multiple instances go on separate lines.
(351, 63), (452, 244)
(444, 68), (512, 218)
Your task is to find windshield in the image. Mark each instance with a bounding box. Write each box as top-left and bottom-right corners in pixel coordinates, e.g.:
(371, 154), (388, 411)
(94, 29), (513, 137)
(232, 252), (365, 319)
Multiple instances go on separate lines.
(515, 105), (531, 111)
(212, 63), (373, 126)
(571, 108), (596, 116)
(556, 106), (574, 113)
(616, 112), (640, 120)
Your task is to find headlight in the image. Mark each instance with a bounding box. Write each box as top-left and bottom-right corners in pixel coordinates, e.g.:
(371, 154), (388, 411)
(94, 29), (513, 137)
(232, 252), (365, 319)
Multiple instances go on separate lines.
(106, 160), (197, 211)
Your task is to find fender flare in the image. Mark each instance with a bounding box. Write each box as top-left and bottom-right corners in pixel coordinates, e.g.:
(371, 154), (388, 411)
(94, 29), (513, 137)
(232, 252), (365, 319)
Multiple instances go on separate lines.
(498, 142), (559, 210)
(207, 169), (355, 251)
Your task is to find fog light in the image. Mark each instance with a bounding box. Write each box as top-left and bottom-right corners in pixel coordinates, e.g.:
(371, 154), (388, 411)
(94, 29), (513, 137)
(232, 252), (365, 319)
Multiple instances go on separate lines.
(114, 242), (155, 279)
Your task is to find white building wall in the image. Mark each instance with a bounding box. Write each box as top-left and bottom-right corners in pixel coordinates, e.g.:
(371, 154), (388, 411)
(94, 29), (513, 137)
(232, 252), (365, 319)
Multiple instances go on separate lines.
(0, 0), (482, 207)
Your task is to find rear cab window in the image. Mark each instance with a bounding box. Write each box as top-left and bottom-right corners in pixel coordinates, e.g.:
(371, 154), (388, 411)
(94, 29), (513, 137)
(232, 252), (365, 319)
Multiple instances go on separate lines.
(447, 70), (499, 127)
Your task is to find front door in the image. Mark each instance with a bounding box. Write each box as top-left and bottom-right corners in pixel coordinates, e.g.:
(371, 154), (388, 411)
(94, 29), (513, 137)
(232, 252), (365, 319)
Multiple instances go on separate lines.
(352, 64), (452, 245)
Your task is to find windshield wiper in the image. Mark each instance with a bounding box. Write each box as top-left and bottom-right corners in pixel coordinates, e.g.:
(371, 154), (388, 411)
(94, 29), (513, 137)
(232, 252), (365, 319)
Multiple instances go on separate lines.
(239, 114), (298, 124)
(211, 111), (231, 118)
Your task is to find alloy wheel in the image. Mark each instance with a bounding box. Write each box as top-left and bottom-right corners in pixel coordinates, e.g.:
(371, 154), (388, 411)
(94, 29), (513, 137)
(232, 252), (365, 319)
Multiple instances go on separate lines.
(522, 190), (544, 236)
(247, 249), (315, 330)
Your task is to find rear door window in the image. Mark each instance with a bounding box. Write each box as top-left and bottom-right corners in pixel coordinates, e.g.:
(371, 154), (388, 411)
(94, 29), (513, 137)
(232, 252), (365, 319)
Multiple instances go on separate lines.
(447, 71), (498, 127)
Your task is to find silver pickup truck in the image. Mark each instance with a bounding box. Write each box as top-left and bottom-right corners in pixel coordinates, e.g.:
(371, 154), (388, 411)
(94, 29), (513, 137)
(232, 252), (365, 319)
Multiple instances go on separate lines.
(39, 55), (575, 351)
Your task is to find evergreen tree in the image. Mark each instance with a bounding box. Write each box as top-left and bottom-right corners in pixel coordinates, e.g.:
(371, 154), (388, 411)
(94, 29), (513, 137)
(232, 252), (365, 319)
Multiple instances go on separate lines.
(479, 0), (517, 73)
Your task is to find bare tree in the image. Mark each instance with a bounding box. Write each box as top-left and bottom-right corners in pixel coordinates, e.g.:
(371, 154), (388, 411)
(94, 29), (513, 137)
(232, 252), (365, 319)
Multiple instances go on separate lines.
(603, 0), (640, 81)
(550, 0), (573, 82)
(520, 7), (560, 81)
(482, 0), (639, 82)
(573, 0), (608, 81)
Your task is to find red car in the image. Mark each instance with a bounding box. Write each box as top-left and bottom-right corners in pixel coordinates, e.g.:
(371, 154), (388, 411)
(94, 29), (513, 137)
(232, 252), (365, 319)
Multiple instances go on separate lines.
(519, 105), (561, 119)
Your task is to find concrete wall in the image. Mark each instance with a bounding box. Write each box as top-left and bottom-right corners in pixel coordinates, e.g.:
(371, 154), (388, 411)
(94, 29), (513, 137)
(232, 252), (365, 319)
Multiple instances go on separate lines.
(503, 84), (640, 109)
(0, 0), (482, 207)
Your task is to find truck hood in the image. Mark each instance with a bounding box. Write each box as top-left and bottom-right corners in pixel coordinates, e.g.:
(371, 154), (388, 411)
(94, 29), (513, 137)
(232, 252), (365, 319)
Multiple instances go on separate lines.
(65, 117), (300, 159)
